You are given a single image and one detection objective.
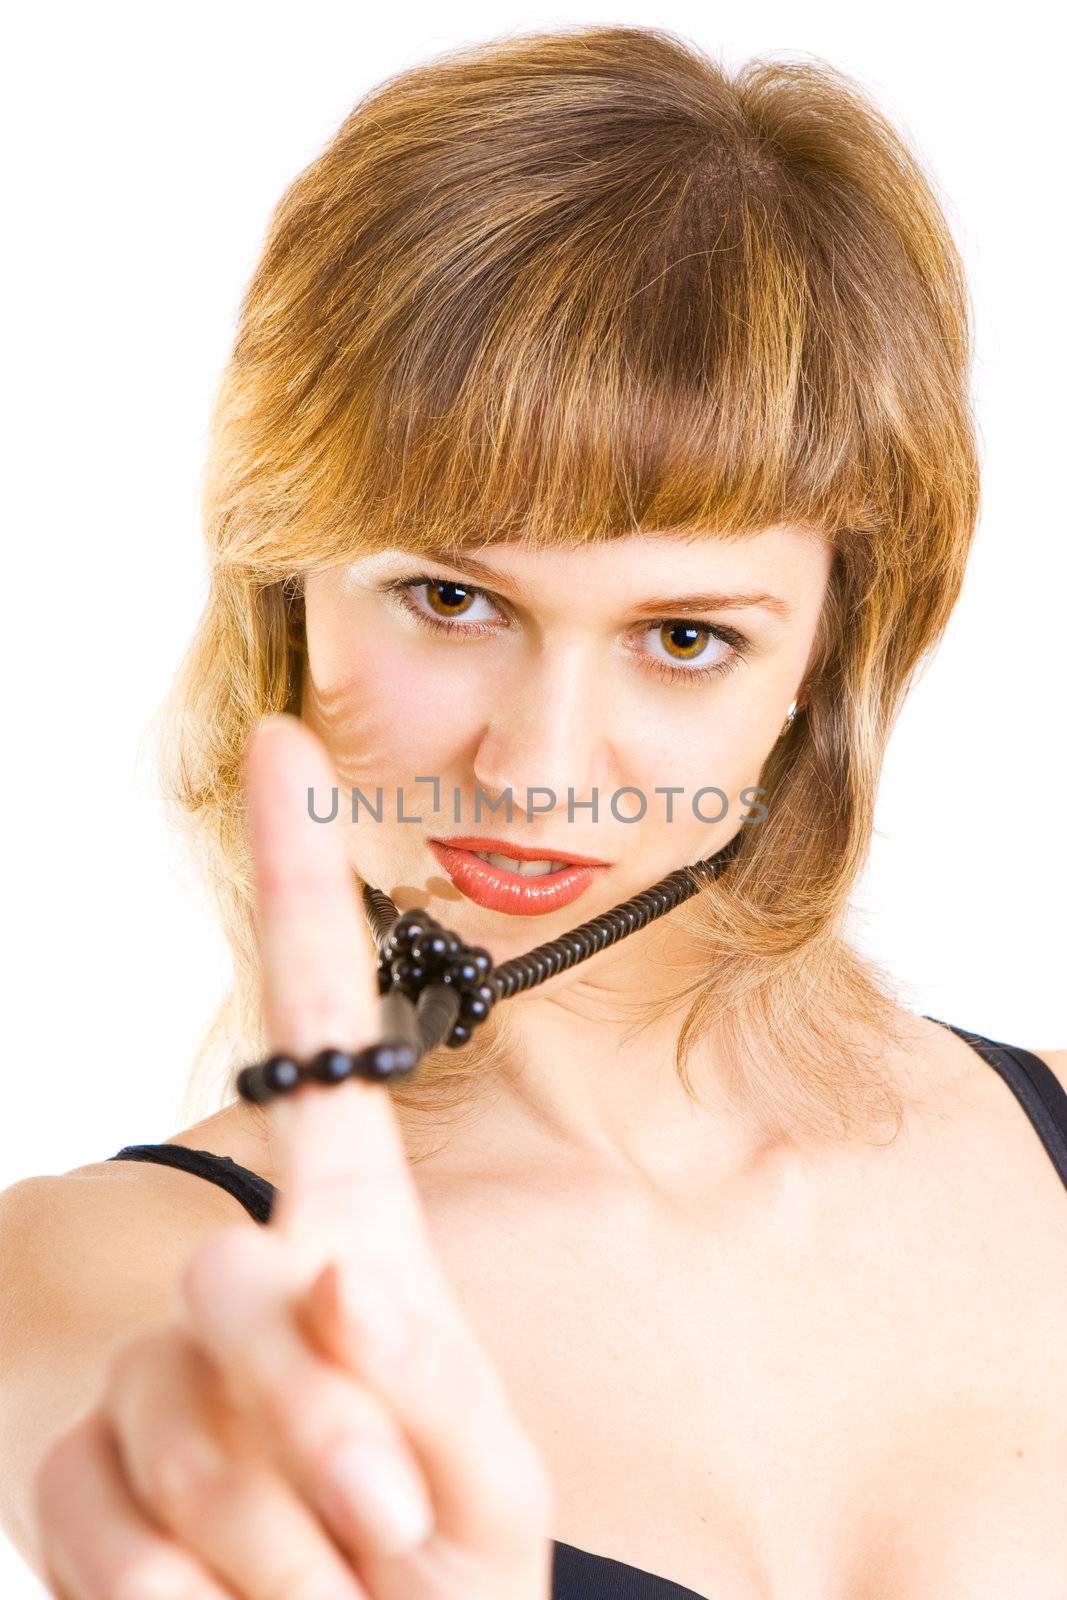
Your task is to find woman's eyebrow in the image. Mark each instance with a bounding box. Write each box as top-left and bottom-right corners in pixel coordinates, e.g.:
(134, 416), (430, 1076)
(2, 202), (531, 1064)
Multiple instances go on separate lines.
(627, 590), (793, 619)
(418, 548), (793, 619)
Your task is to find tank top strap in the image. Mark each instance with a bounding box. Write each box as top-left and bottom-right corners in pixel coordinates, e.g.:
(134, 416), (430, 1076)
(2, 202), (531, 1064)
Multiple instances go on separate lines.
(923, 1016), (1067, 1190)
(107, 1144), (277, 1224)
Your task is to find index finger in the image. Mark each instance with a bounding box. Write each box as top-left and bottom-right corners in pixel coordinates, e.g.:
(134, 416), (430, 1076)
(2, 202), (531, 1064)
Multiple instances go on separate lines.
(242, 713), (437, 1284)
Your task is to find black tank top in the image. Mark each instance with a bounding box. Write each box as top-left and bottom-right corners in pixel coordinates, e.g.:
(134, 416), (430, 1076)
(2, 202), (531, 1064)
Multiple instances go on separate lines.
(107, 1017), (1067, 1600)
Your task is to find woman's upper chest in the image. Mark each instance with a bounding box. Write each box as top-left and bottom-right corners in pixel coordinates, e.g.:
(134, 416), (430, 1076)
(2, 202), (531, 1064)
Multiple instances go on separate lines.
(417, 1069), (1067, 1599)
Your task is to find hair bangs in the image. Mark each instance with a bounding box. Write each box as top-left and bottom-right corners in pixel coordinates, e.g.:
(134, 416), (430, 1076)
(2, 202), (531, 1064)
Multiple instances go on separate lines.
(336, 178), (859, 560)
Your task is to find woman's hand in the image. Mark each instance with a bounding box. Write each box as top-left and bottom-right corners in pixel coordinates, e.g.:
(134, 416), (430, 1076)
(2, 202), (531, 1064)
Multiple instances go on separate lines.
(33, 712), (556, 1600)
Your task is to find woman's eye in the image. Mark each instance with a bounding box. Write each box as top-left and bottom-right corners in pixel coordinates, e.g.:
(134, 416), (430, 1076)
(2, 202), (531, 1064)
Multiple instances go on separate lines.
(639, 621), (745, 681)
(390, 576), (502, 629)
(645, 621), (720, 668)
(420, 579), (485, 620)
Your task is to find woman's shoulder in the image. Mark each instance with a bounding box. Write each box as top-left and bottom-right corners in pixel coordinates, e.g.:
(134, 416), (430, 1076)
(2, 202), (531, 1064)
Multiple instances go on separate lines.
(149, 1100), (278, 1186)
(951, 1026), (1067, 1087)
(1028, 1045), (1067, 1089)
(917, 1011), (1066, 1079)
(0, 1104), (277, 1262)
(41, 1111), (281, 1245)
(917, 1016), (1067, 1150)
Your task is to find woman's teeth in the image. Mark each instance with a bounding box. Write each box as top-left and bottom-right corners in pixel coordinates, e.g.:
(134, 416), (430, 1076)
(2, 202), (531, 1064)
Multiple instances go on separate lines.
(471, 851), (572, 877)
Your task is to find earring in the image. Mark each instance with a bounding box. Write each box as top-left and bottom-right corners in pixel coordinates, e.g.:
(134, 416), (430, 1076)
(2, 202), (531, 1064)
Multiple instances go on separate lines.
(781, 699), (798, 737)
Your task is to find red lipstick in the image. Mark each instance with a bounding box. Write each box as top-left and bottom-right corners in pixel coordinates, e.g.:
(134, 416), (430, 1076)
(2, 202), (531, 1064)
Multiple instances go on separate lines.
(434, 835), (611, 866)
(427, 836), (610, 915)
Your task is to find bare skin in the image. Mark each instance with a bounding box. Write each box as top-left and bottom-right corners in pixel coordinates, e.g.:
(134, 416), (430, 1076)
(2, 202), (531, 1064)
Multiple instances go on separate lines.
(111, 1016), (1067, 1599)
(409, 1020), (1067, 1598)
(5, 527), (1066, 1597)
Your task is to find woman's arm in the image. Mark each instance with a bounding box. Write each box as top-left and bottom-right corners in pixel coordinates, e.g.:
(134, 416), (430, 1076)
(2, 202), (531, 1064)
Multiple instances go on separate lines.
(0, 1162), (254, 1581)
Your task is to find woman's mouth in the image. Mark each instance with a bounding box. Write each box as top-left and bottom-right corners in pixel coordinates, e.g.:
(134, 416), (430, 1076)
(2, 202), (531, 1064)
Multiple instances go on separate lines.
(426, 838), (608, 915)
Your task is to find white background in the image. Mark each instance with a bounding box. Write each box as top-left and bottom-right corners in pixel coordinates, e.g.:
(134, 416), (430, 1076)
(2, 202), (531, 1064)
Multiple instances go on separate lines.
(3, 1), (1063, 1592)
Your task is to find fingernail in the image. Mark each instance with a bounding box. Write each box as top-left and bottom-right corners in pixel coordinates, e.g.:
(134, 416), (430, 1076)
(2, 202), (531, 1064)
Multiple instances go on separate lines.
(326, 1436), (434, 1552)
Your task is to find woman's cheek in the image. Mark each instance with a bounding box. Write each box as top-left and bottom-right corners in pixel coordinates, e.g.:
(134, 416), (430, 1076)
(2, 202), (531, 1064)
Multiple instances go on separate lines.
(632, 731), (766, 841)
(308, 643), (492, 797)
(370, 649), (489, 771)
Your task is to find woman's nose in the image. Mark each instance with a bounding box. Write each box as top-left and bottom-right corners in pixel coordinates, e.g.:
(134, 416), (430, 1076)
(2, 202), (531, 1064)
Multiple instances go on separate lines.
(471, 648), (614, 823)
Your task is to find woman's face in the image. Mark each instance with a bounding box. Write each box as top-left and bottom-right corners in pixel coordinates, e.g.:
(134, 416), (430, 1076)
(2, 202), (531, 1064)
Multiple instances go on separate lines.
(301, 527), (833, 962)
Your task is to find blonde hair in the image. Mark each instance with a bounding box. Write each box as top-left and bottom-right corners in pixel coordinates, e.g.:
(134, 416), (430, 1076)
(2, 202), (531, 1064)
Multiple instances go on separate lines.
(155, 23), (980, 1150)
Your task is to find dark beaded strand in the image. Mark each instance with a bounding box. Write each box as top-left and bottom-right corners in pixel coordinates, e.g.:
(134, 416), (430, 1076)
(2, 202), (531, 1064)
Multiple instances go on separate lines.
(235, 1038), (420, 1103)
(236, 830), (743, 1104)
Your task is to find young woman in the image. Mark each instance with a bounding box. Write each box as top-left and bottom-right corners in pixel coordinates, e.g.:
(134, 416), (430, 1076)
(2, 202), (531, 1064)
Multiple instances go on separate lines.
(4, 23), (1065, 1600)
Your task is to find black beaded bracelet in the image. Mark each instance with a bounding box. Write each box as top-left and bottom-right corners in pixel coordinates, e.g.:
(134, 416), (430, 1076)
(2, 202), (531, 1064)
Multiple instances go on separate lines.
(235, 1040), (420, 1103)
(236, 829), (743, 1105)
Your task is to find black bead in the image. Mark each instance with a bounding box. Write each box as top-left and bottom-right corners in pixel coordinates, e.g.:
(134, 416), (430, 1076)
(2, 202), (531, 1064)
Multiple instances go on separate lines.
(460, 993), (491, 1022)
(236, 1064), (273, 1103)
(465, 946), (493, 977)
(412, 930), (450, 964)
(307, 1047), (355, 1085)
(444, 954), (482, 987)
(392, 955), (426, 987)
(446, 1021), (472, 1048)
(263, 1055), (302, 1094)
(350, 1039), (419, 1081)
